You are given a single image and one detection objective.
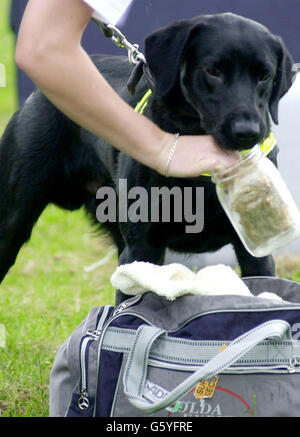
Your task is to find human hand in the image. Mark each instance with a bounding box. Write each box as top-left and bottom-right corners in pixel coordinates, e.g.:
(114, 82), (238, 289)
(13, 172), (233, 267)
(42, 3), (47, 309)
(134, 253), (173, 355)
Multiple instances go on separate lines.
(156, 133), (240, 178)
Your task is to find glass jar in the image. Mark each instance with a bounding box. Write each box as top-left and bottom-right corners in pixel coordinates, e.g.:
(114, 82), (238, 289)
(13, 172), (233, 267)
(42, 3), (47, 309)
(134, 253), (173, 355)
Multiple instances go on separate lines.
(212, 145), (300, 257)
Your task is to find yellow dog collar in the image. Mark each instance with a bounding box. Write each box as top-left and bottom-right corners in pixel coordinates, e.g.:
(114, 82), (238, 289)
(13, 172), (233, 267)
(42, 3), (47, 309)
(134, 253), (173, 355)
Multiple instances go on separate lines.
(201, 131), (276, 177)
(134, 89), (152, 115)
(135, 89), (276, 176)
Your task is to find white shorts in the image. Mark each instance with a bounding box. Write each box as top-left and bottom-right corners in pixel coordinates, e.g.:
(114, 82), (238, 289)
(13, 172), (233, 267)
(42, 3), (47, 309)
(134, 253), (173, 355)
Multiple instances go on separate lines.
(83, 0), (134, 25)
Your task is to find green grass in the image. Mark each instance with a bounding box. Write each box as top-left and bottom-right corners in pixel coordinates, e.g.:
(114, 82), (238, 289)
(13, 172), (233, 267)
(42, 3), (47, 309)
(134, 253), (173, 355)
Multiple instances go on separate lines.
(1, 0), (300, 418)
(0, 205), (117, 417)
(0, 0), (117, 416)
(0, 0), (17, 132)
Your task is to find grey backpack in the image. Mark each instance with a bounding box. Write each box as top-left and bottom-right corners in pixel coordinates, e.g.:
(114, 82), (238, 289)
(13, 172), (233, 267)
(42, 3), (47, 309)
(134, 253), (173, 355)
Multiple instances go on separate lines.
(50, 276), (300, 417)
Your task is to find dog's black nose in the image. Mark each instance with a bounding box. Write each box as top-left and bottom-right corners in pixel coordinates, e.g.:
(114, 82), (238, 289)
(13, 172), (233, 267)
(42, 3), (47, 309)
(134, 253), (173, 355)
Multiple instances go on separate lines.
(231, 120), (261, 148)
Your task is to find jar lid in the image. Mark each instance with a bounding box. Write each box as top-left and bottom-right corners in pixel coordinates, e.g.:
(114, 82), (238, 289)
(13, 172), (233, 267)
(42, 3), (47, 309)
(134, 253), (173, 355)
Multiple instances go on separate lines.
(211, 144), (263, 184)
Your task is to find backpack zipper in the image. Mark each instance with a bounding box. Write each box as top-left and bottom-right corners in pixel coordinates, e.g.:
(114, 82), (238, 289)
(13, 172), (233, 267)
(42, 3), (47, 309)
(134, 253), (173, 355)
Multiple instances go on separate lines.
(288, 356), (300, 373)
(78, 336), (96, 410)
(92, 294), (143, 416)
(112, 294), (143, 316)
(77, 305), (113, 411)
(110, 303), (300, 336)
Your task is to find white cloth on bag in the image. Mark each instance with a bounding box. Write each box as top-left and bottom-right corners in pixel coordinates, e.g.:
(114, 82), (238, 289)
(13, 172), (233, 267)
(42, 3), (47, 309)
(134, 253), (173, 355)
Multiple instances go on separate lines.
(111, 261), (282, 301)
(83, 0), (134, 25)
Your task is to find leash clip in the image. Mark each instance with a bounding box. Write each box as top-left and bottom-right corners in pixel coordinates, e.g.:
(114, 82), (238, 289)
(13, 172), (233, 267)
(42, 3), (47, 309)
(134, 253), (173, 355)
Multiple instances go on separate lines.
(93, 19), (154, 94)
(104, 23), (146, 66)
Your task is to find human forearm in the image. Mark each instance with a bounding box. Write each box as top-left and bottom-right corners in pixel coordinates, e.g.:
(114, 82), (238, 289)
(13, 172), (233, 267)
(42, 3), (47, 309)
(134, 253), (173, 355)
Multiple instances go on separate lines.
(21, 44), (168, 169)
(15, 0), (239, 178)
(15, 0), (169, 172)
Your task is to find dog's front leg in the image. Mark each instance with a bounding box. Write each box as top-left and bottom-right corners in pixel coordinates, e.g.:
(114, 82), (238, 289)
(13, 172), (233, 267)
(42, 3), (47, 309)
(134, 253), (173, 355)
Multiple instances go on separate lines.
(115, 244), (166, 306)
(233, 240), (276, 277)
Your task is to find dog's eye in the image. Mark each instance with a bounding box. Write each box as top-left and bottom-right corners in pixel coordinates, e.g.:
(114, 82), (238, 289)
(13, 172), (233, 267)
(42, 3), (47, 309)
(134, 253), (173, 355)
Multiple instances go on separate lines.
(258, 71), (271, 82)
(203, 67), (222, 79)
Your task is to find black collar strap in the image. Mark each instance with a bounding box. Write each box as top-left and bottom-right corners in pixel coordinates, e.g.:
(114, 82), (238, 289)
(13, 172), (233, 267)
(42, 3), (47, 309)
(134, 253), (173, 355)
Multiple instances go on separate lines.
(127, 61), (155, 95)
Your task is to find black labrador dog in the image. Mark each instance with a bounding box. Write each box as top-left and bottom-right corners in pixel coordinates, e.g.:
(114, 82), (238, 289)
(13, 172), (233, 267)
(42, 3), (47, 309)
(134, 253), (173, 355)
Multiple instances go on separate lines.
(0, 13), (295, 304)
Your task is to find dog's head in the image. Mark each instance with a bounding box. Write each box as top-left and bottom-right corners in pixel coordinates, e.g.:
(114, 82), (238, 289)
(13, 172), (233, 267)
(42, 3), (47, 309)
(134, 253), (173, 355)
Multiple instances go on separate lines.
(145, 13), (296, 151)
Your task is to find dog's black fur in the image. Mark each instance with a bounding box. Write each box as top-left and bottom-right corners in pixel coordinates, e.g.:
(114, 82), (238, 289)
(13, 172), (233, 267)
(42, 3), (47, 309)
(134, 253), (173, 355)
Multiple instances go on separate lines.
(0, 13), (295, 304)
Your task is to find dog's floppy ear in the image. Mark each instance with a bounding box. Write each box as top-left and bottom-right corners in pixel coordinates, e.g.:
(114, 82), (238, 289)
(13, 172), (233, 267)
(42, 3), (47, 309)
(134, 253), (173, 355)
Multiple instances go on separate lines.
(144, 18), (202, 97)
(269, 37), (296, 124)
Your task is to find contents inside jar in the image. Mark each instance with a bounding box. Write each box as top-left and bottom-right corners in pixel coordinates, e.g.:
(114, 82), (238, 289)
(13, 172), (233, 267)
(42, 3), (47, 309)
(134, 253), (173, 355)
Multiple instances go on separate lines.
(227, 168), (293, 245)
